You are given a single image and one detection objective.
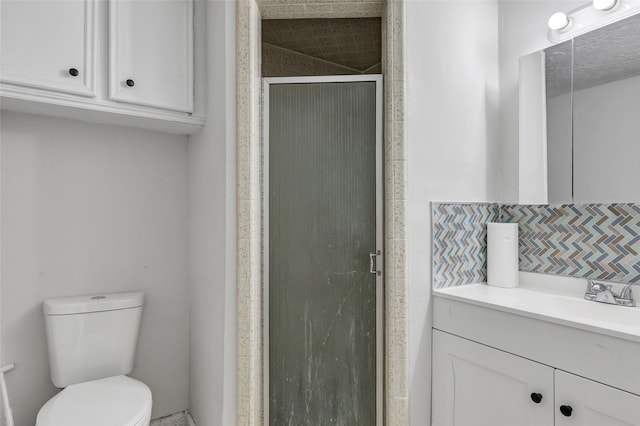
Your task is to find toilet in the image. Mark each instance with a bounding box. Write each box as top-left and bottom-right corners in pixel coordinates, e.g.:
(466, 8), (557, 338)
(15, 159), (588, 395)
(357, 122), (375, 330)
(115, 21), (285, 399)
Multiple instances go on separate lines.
(36, 291), (152, 426)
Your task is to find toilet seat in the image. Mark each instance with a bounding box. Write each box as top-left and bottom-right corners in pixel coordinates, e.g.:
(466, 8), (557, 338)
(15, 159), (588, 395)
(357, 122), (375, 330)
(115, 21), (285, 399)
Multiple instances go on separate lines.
(36, 375), (152, 426)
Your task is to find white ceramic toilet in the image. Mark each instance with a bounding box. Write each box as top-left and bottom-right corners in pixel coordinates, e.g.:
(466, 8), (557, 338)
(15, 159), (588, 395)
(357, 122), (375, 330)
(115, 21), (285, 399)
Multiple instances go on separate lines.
(36, 291), (152, 426)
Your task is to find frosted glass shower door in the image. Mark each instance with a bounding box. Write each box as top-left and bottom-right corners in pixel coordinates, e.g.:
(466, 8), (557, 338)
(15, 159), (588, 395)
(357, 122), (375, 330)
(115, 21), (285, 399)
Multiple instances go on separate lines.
(266, 77), (382, 425)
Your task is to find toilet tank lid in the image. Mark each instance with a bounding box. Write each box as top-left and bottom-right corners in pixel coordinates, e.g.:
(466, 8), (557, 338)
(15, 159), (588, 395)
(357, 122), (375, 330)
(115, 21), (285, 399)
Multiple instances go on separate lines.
(44, 291), (144, 316)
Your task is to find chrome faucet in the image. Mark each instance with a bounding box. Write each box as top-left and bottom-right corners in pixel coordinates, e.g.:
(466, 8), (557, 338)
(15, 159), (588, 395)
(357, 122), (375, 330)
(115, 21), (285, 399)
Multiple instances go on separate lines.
(584, 280), (636, 307)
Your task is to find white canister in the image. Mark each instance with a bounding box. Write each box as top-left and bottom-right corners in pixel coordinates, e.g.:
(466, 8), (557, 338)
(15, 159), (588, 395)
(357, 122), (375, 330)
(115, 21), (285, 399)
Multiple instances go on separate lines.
(487, 222), (519, 288)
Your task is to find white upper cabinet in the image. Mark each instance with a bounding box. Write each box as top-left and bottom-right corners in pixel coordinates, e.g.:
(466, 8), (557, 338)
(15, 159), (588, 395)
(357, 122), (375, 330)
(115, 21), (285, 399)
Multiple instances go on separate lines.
(0, 0), (96, 97)
(0, 0), (202, 133)
(109, 0), (193, 112)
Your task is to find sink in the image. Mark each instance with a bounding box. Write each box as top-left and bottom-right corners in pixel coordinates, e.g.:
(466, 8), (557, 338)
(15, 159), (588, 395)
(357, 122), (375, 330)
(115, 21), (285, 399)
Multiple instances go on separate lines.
(433, 273), (640, 343)
(546, 293), (640, 327)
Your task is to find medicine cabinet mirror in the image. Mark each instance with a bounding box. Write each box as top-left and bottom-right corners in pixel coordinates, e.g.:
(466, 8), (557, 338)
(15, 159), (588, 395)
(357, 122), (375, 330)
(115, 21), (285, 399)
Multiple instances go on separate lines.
(519, 12), (640, 204)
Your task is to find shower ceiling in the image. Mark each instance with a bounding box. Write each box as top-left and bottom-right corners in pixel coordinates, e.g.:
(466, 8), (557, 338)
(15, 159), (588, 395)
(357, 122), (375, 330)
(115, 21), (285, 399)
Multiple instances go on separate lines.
(262, 18), (382, 72)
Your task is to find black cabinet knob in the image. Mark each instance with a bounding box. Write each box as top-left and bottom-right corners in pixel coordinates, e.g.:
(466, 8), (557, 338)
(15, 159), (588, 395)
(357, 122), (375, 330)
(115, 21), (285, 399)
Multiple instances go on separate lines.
(68, 68), (79, 77)
(530, 393), (543, 404)
(125, 79), (135, 87)
(560, 405), (573, 417)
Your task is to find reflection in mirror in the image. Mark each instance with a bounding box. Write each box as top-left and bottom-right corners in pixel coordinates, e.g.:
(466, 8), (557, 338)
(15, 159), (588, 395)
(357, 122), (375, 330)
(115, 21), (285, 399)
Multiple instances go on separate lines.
(545, 41), (573, 204)
(520, 12), (640, 204)
(572, 13), (640, 203)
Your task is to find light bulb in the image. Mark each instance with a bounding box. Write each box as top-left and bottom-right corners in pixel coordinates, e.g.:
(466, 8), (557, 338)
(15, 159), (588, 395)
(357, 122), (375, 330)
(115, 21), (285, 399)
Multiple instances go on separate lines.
(548, 12), (571, 31)
(593, 0), (617, 10)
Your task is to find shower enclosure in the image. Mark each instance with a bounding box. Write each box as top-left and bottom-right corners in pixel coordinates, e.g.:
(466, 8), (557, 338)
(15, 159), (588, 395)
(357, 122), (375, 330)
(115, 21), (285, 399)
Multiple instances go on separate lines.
(263, 75), (383, 425)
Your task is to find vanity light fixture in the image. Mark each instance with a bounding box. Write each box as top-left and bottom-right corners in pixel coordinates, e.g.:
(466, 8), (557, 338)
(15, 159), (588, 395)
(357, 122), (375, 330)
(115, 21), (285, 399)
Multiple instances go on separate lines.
(548, 12), (571, 30)
(593, 0), (618, 11)
(548, 0), (640, 43)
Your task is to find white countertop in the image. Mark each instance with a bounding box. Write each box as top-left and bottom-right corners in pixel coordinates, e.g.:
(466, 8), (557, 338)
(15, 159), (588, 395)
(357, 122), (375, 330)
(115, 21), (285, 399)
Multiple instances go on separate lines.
(433, 273), (640, 343)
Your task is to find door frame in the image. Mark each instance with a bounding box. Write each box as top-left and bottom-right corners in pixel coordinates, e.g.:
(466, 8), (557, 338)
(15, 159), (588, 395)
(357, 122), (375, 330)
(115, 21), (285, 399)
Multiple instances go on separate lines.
(236, 2), (408, 424)
(262, 75), (384, 426)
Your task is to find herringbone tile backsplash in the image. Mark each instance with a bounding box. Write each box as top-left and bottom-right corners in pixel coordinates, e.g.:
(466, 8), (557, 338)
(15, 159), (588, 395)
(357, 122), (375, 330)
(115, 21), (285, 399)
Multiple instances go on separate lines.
(502, 204), (640, 283)
(432, 203), (499, 288)
(432, 203), (640, 288)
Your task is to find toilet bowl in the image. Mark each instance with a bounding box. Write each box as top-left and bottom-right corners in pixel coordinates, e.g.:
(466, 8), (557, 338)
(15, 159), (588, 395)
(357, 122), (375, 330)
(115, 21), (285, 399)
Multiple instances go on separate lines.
(36, 375), (152, 426)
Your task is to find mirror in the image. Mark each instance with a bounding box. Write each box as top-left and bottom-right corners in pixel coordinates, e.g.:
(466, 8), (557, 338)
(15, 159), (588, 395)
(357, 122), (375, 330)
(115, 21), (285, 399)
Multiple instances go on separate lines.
(545, 40), (573, 204)
(519, 12), (640, 204)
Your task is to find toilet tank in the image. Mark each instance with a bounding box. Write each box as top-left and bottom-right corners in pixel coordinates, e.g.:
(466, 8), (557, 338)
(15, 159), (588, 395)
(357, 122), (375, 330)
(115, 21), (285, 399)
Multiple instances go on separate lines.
(43, 291), (144, 388)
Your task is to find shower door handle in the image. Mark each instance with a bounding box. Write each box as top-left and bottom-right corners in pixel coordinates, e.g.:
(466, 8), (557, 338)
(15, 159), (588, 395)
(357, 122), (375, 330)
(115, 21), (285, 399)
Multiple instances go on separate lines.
(369, 251), (382, 276)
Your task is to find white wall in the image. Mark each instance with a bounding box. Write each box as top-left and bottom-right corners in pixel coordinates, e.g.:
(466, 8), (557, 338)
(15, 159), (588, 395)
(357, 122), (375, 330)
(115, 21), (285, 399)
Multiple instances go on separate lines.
(0, 112), (189, 425)
(0, 106), (3, 426)
(187, 1), (237, 425)
(406, 1), (501, 424)
(497, 0), (583, 202)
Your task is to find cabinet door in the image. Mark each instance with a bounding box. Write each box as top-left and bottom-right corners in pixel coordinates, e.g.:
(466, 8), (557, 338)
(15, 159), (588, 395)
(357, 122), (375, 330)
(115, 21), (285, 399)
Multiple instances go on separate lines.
(0, 0), (96, 97)
(432, 330), (554, 426)
(555, 370), (640, 426)
(109, 0), (193, 112)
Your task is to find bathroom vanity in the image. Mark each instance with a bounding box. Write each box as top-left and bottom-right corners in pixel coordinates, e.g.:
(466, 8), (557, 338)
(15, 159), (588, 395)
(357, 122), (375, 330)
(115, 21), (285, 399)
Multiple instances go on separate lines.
(431, 275), (640, 426)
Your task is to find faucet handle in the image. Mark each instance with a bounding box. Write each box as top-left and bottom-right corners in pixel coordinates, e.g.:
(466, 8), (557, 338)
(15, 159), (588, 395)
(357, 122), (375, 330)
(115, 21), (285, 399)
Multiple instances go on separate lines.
(619, 285), (634, 301)
(586, 280), (609, 293)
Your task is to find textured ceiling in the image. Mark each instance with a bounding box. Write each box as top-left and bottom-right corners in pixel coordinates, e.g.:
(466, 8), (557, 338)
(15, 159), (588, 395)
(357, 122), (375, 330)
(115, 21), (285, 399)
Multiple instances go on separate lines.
(262, 18), (382, 72)
(257, 1), (385, 20)
(546, 12), (640, 97)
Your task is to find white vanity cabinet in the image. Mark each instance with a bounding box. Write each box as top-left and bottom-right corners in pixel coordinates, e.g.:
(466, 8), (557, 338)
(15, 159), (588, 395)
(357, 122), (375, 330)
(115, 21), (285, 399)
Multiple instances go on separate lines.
(432, 283), (640, 426)
(109, 0), (193, 112)
(0, 0), (202, 133)
(555, 370), (640, 426)
(432, 330), (554, 426)
(432, 331), (640, 426)
(0, 0), (96, 97)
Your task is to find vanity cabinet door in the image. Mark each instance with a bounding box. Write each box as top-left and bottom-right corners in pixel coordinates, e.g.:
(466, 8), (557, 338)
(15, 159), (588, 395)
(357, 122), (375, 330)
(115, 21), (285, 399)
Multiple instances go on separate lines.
(109, 0), (194, 113)
(432, 330), (554, 426)
(555, 370), (640, 426)
(0, 0), (96, 97)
